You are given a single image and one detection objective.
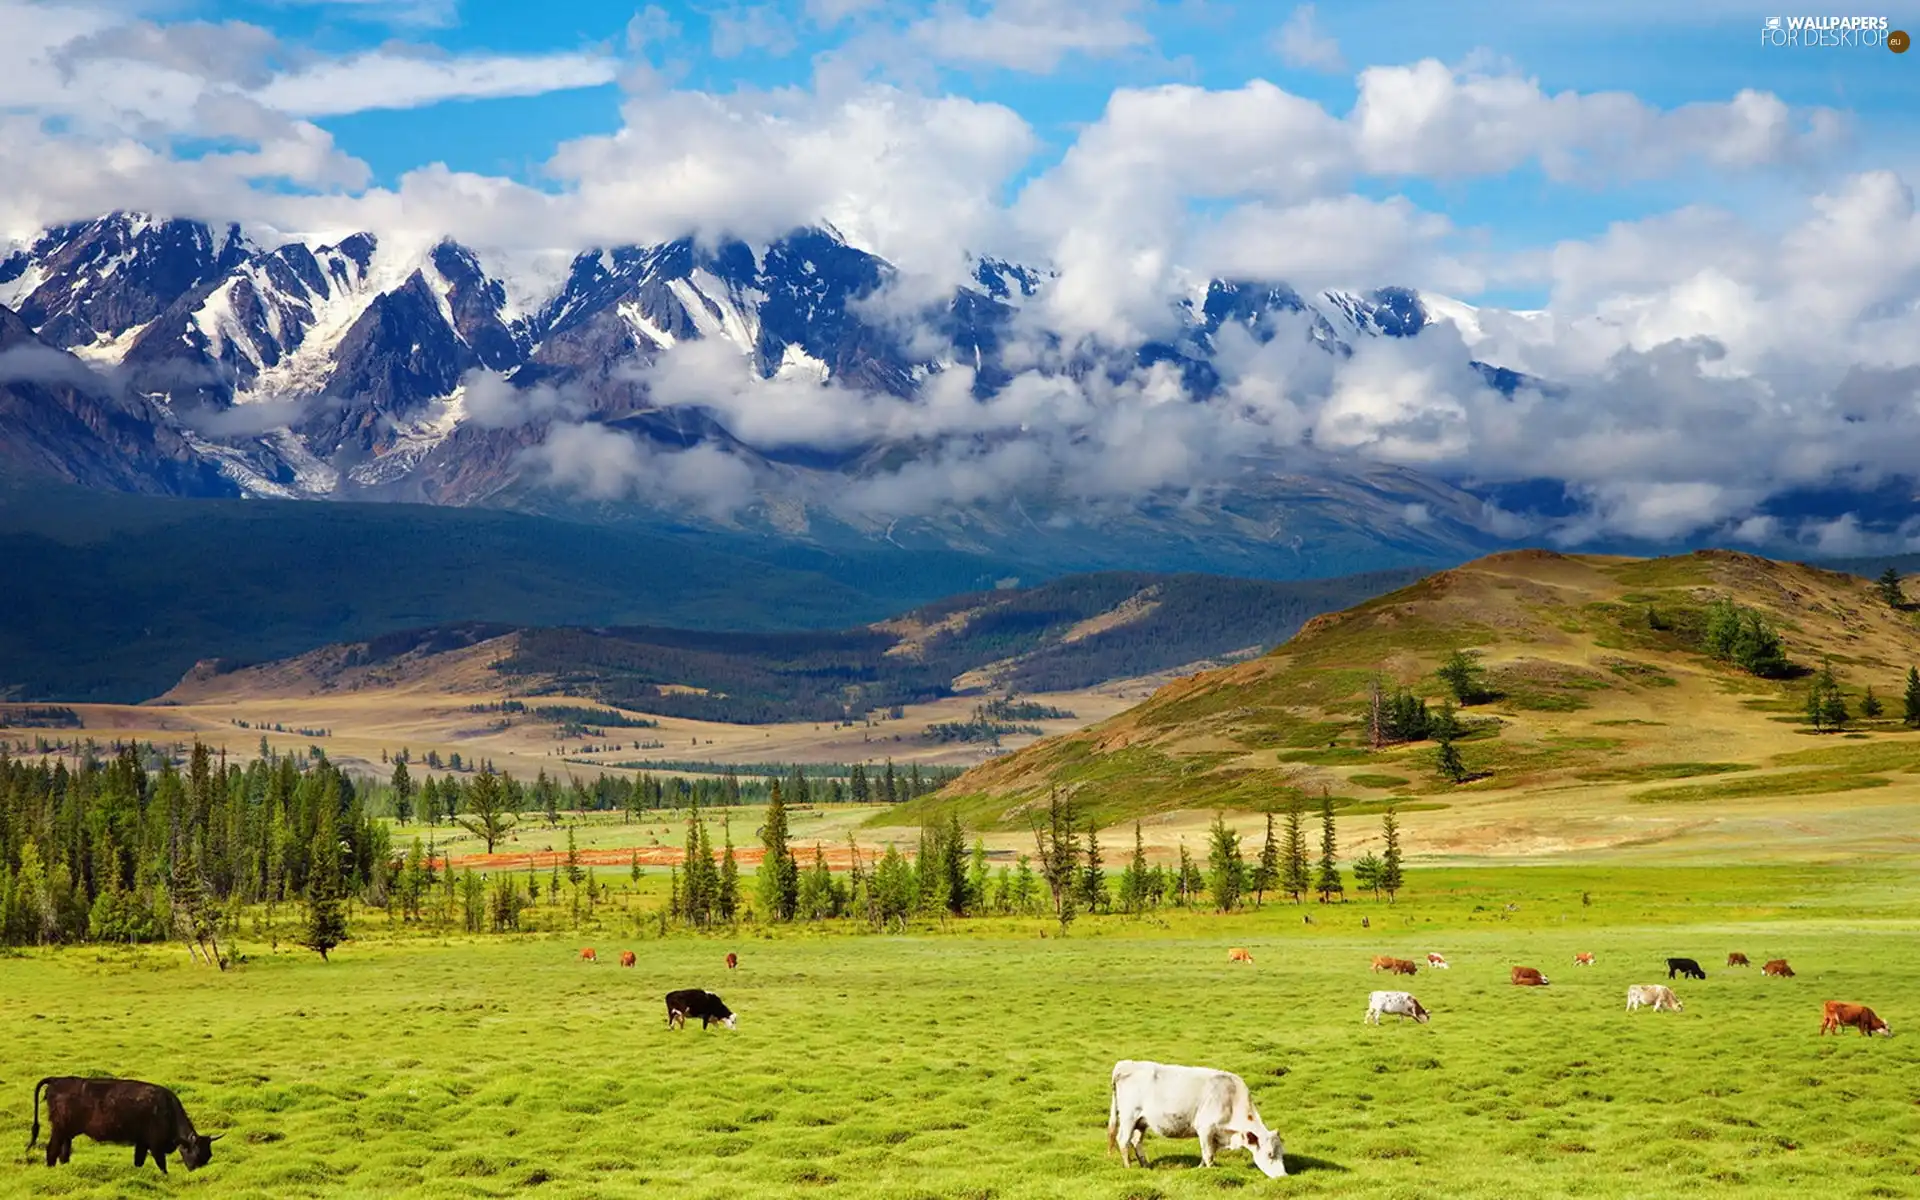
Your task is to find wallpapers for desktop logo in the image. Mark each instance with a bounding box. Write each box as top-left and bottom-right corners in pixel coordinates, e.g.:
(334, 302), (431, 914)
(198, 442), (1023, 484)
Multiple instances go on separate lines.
(1761, 15), (1905, 49)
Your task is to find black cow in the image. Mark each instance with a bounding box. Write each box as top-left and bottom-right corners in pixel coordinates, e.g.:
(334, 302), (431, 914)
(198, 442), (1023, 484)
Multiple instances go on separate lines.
(1667, 957), (1707, 981)
(28, 1077), (222, 1173)
(665, 988), (737, 1030)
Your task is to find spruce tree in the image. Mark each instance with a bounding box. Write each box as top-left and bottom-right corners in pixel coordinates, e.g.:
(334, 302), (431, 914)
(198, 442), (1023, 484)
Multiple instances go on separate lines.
(565, 825), (585, 888)
(1436, 737), (1468, 784)
(1879, 565), (1905, 608)
(941, 808), (969, 917)
(718, 817), (740, 922)
(1206, 813), (1244, 912)
(390, 759), (413, 825)
(1078, 819), (1108, 914)
(850, 763), (870, 804)
(883, 760), (899, 805)
(300, 809), (348, 961)
(1438, 649), (1486, 705)
(456, 769), (515, 853)
(1281, 796), (1310, 903)
(1121, 821), (1149, 914)
(1252, 810), (1279, 906)
(1906, 666), (1920, 727)
(1862, 685), (1884, 719)
(1315, 792), (1343, 902)
(1353, 851), (1384, 899)
(758, 781), (799, 921)
(1380, 806), (1404, 902)
(967, 838), (990, 916)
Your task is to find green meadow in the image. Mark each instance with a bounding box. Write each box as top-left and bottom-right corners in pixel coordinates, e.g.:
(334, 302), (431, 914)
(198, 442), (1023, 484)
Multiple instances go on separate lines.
(3, 865), (1917, 1199)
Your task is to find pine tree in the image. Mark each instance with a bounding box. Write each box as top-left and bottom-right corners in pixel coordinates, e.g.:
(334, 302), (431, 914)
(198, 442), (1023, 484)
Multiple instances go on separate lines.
(1436, 737), (1468, 784)
(941, 808), (969, 917)
(1879, 565), (1905, 608)
(883, 760), (899, 805)
(536, 770), (560, 827)
(1079, 819), (1108, 914)
(1380, 806), (1404, 902)
(1862, 685), (1884, 719)
(1315, 792), (1343, 903)
(1206, 813), (1244, 912)
(1281, 796), (1310, 903)
(630, 850), (641, 884)
(1353, 851), (1384, 899)
(456, 769), (516, 853)
(1906, 666), (1920, 727)
(1031, 790), (1080, 918)
(850, 763), (870, 804)
(1438, 649), (1486, 705)
(758, 781), (799, 921)
(565, 825), (585, 888)
(1120, 822), (1149, 914)
(718, 817), (740, 922)
(966, 838), (990, 916)
(390, 759), (413, 824)
(300, 809), (348, 961)
(1252, 811), (1279, 906)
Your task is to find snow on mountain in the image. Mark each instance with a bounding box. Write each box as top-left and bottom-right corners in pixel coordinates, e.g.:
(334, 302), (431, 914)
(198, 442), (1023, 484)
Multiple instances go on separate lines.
(0, 210), (1537, 531)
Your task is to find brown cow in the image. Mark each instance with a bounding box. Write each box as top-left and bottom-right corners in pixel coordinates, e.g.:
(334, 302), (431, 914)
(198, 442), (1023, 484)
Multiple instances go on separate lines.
(1388, 958), (1418, 976)
(29, 1077), (222, 1172)
(1227, 947), (1254, 963)
(1727, 952), (1751, 967)
(1370, 955), (1395, 972)
(1573, 952), (1595, 966)
(1820, 1001), (1892, 1037)
(619, 951), (636, 968)
(580, 948), (597, 963)
(1511, 966), (1550, 987)
(1763, 959), (1795, 978)
(725, 952), (738, 970)
(1426, 953), (1449, 969)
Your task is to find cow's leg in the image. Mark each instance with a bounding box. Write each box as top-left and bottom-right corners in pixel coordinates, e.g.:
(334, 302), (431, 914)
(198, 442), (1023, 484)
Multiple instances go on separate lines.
(1129, 1123), (1148, 1168)
(44, 1137), (59, 1167)
(153, 1149), (168, 1174)
(135, 1145), (147, 1167)
(59, 1138), (73, 1165)
(1197, 1126), (1217, 1167)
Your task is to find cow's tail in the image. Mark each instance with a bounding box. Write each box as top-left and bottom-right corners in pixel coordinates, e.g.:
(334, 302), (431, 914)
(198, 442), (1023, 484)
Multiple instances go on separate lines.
(26, 1077), (51, 1150)
(1106, 1070), (1120, 1156)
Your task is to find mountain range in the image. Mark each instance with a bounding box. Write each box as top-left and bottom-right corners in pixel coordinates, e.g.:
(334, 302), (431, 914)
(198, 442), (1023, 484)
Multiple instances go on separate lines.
(0, 211), (1534, 578)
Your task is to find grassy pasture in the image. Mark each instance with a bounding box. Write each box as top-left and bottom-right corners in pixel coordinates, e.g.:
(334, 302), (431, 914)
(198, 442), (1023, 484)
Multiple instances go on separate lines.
(2, 866), (1917, 1199)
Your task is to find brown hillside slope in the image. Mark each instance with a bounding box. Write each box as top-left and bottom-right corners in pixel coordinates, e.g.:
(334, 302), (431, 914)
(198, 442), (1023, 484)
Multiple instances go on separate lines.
(898, 549), (1920, 852)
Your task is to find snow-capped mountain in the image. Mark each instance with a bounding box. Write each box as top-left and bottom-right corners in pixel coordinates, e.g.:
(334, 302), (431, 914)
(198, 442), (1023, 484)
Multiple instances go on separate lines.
(0, 210), (1526, 572)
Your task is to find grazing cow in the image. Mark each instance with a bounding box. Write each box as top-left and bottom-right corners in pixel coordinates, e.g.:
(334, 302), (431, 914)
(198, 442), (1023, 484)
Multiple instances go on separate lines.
(1820, 1001), (1892, 1037)
(1427, 953), (1450, 969)
(1387, 958), (1418, 976)
(1106, 1060), (1286, 1177)
(1511, 966), (1550, 987)
(1366, 990), (1431, 1024)
(1626, 984), (1684, 1013)
(28, 1077), (221, 1173)
(1763, 959), (1795, 978)
(1666, 957), (1707, 981)
(1727, 953), (1751, 967)
(725, 952), (738, 970)
(1573, 952), (1595, 967)
(1227, 947), (1254, 963)
(579, 947), (597, 963)
(665, 988), (737, 1030)
(1370, 955), (1395, 972)
(619, 951), (636, 968)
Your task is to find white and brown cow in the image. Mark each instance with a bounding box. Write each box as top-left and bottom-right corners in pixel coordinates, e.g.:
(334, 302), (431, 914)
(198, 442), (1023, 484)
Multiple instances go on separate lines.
(1426, 953), (1450, 969)
(1626, 984), (1684, 1013)
(1366, 990), (1431, 1025)
(1107, 1061), (1286, 1177)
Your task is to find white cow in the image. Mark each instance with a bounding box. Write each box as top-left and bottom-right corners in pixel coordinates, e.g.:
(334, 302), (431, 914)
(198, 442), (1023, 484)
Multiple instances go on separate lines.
(1107, 1060), (1286, 1177)
(1626, 984), (1684, 1013)
(1426, 953), (1450, 969)
(1366, 990), (1431, 1024)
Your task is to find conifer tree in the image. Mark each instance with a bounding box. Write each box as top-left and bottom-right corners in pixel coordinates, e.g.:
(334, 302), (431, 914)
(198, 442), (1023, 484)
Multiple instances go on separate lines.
(1906, 666), (1920, 727)
(1315, 792), (1343, 903)
(1353, 851), (1384, 899)
(1121, 821), (1149, 914)
(758, 781), (799, 921)
(1079, 818), (1109, 914)
(456, 769), (515, 853)
(1862, 685), (1884, 719)
(1252, 810), (1279, 906)
(1879, 565), (1905, 608)
(390, 759), (413, 825)
(1281, 796), (1310, 903)
(300, 809), (347, 961)
(718, 817), (740, 922)
(941, 808), (969, 917)
(850, 763), (870, 804)
(967, 838), (990, 916)
(1380, 806), (1404, 902)
(565, 825), (585, 888)
(883, 760), (899, 805)
(1207, 813), (1244, 912)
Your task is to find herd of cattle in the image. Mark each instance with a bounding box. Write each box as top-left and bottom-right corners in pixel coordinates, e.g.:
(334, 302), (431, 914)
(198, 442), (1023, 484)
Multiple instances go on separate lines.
(23, 940), (1896, 1178)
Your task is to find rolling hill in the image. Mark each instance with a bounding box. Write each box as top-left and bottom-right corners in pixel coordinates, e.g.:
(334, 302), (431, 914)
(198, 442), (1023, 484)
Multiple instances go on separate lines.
(156, 569), (1421, 724)
(903, 549), (1920, 849)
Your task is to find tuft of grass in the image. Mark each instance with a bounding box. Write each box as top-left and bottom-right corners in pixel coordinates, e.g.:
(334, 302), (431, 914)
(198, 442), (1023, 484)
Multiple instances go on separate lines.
(1347, 773), (1413, 789)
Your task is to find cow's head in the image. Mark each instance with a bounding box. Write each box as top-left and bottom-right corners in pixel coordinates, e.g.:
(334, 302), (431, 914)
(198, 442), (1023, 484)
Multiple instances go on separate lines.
(1413, 1000), (1431, 1024)
(1228, 1119), (1287, 1178)
(722, 1014), (738, 1030)
(181, 1133), (221, 1170)
(1872, 1018), (1893, 1037)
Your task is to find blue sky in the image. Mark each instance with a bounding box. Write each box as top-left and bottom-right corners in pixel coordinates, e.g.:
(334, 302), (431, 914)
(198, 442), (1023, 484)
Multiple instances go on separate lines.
(167, 0), (1915, 309)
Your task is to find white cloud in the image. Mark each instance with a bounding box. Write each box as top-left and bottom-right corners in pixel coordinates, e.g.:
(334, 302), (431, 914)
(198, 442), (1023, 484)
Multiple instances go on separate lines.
(252, 50), (619, 117)
(523, 421), (757, 519)
(262, 0), (461, 29)
(905, 0), (1152, 73)
(1273, 5), (1344, 72)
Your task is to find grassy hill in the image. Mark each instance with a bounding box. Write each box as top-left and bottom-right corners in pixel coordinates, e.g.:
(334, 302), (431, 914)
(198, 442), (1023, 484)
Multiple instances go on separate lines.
(901, 549), (1920, 836)
(160, 569), (1420, 723)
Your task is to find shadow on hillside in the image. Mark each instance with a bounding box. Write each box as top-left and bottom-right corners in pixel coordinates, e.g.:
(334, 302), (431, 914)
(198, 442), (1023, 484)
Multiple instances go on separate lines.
(1132, 1152), (1348, 1174)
